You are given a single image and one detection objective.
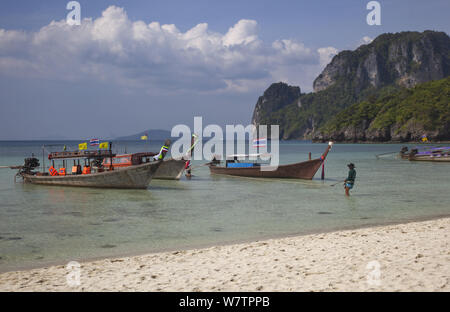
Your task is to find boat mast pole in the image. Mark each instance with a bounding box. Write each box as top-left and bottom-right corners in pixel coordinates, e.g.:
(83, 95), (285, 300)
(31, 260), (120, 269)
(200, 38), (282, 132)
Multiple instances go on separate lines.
(109, 141), (113, 170)
(42, 145), (45, 173)
(321, 162), (325, 180)
(319, 142), (334, 180)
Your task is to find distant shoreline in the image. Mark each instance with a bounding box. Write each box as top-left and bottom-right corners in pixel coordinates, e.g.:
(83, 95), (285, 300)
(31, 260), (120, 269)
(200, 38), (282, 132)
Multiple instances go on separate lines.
(312, 140), (450, 144)
(1, 139), (449, 144)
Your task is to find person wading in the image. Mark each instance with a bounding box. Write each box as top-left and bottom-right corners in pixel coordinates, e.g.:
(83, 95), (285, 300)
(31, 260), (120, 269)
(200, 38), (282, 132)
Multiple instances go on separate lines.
(344, 163), (356, 196)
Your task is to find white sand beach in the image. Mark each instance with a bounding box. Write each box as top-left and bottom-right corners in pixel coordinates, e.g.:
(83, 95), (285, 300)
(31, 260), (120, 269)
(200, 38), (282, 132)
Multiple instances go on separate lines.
(0, 217), (449, 292)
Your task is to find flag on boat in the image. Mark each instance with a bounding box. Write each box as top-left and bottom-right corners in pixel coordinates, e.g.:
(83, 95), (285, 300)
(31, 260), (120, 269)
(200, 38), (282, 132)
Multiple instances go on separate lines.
(90, 138), (99, 146)
(140, 133), (149, 140)
(78, 142), (87, 150)
(99, 142), (109, 149)
(154, 145), (169, 160)
(253, 137), (267, 147)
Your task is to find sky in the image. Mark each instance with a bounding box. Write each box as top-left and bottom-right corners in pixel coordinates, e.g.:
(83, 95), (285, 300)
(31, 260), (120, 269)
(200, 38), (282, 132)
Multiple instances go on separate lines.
(0, 0), (449, 140)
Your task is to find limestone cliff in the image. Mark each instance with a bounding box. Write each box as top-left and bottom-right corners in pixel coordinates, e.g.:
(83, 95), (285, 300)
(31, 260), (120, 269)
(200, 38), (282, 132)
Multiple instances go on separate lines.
(314, 31), (449, 92)
(251, 31), (450, 141)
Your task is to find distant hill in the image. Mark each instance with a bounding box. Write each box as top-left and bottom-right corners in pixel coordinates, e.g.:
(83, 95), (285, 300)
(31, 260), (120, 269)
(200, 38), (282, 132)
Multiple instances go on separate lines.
(115, 129), (172, 141)
(252, 30), (450, 141)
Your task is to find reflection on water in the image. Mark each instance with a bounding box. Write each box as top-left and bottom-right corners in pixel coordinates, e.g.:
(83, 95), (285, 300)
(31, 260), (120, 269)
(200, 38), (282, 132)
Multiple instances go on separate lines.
(0, 141), (449, 272)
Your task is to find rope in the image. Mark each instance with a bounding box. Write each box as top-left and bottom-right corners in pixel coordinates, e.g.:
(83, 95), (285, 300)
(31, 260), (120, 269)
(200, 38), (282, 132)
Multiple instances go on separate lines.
(330, 180), (345, 187)
(375, 151), (398, 158)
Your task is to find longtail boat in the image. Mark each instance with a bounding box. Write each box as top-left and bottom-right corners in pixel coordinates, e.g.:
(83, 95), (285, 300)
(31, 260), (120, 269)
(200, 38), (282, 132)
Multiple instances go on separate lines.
(21, 162), (162, 189)
(16, 140), (171, 189)
(208, 142), (333, 179)
(102, 134), (199, 180)
(399, 146), (450, 162)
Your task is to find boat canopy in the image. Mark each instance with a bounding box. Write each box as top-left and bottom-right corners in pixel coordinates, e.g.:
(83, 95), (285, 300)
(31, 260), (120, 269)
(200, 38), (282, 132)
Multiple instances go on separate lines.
(225, 153), (271, 159)
(103, 152), (158, 168)
(48, 150), (115, 160)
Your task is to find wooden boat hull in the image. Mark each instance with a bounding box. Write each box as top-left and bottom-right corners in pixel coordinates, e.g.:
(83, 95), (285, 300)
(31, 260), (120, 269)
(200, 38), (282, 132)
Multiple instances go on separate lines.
(22, 161), (162, 189)
(209, 158), (323, 179)
(400, 152), (450, 162)
(408, 155), (450, 162)
(154, 158), (187, 180)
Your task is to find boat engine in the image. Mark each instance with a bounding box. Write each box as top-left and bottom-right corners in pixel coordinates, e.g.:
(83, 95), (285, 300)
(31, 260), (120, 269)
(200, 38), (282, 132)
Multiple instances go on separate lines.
(19, 157), (40, 175)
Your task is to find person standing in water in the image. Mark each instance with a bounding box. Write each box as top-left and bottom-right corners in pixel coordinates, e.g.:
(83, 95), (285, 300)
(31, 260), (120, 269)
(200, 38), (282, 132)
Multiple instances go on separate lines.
(344, 163), (356, 196)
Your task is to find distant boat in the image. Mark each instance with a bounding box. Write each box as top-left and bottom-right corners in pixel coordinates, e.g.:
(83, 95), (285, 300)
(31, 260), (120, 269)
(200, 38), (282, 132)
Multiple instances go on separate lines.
(399, 146), (450, 162)
(208, 142), (333, 179)
(115, 129), (171, 141)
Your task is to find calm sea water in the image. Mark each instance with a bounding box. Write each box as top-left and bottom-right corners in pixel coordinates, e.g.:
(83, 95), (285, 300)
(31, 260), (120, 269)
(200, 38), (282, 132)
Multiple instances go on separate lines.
(0, 140), (449, 272)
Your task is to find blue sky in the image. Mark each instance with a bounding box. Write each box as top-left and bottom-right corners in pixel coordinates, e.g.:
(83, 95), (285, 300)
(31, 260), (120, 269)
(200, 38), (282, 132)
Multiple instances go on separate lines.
(0, 0), (449, 139)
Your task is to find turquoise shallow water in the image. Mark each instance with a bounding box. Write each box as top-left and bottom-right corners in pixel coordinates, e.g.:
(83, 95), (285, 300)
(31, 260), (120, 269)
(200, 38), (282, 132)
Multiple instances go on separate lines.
(0, 140), (449, 272)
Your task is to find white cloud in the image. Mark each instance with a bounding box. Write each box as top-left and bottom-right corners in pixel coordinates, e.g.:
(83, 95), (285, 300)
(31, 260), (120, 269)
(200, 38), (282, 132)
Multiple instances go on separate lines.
(272, 39), (314, 61)
(222, 19), (259, 47)
(317, 47), (338, 67)
(359, 36), (374, 46)
(0, 6), (337, 93)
